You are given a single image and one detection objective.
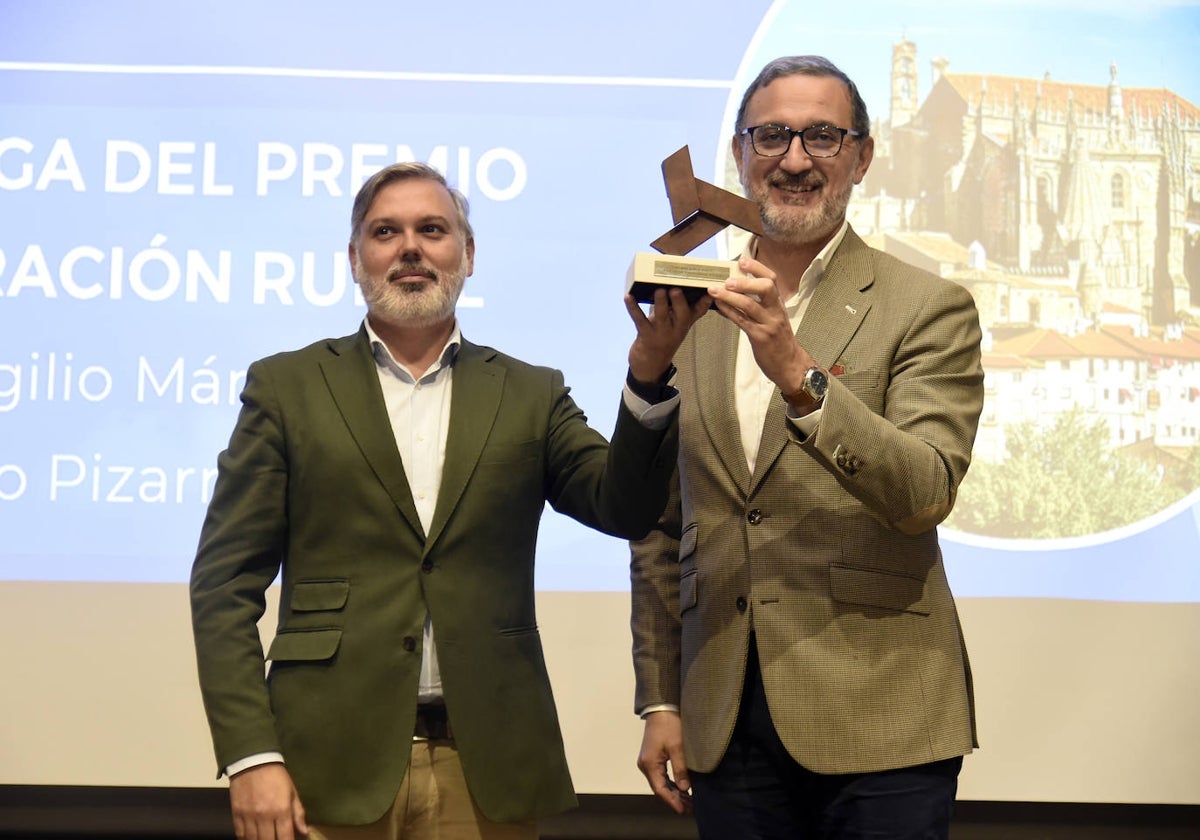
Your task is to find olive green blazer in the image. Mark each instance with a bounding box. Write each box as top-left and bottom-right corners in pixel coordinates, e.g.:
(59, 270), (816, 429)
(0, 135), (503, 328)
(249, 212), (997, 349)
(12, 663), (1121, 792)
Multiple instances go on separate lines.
(632, 228), (984, 775)
(192, 327), (677, 825)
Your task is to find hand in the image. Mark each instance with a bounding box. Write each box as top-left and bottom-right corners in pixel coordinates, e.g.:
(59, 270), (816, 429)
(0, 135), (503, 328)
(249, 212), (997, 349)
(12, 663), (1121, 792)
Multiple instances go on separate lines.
(637, 710), (692, 815)
(228, 762), (308, 840)
(625, 287), (710, 384)
(707, 257), (815, 395)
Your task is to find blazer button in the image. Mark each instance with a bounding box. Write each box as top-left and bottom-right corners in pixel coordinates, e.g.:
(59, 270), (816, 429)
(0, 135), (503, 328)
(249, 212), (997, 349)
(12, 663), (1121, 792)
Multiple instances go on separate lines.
(736, 596), (748, 612)
(747, 509), (764, 525)
(421, 559), (434, 574)
(402, 636), (417, 652)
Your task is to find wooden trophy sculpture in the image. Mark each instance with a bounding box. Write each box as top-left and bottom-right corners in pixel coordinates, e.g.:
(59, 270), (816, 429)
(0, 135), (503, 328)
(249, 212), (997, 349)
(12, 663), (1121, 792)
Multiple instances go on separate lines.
(627, 145), (764, 304)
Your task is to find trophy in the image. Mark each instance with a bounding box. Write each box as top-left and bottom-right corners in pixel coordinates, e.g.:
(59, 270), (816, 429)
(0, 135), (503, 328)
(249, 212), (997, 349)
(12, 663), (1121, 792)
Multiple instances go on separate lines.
(626, 145), (764, 305)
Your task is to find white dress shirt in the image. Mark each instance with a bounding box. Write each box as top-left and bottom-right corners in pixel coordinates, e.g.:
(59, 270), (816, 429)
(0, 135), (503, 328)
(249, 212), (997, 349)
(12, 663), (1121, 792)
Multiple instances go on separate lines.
(367, 319), (459, 702)
(736, 221), (846, 472)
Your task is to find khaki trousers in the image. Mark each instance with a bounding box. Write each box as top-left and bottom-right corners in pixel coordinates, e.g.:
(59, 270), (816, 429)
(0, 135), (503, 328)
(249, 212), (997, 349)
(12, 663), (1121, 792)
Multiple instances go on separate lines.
(309, 739), (537, 840)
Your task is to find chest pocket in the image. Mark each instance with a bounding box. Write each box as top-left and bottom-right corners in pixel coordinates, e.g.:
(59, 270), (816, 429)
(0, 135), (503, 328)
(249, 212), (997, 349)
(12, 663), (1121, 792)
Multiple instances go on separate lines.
(289, 578), (349, 611)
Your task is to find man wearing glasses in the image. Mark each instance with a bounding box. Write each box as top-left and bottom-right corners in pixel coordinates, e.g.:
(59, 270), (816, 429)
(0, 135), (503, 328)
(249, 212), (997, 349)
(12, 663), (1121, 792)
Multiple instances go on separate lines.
(631, 56), (984, 839)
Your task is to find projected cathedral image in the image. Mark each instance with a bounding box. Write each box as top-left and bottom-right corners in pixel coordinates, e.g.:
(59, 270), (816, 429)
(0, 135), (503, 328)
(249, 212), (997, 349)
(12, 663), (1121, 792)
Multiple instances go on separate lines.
(726, 37), (1200, 540)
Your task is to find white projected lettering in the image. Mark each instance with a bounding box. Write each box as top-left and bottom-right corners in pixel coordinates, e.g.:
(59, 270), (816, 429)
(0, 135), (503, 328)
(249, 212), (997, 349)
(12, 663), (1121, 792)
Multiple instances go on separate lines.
(0, 133), (523, 312)
(0, 465), (28, 501)
(48, 453), (218, 504)
(104, 140), (234, 196)
(2, 136), (528, 200)
(0, 354), (251, 411)
(0, 353), (114, 411)
(255, 141), (528, 199)
(0, 136), (86, 191)
(252, 251), (356, 306)
(472, 147), (527, 201)
(136, 356), (246, 406)
(0, 241), (233, 303)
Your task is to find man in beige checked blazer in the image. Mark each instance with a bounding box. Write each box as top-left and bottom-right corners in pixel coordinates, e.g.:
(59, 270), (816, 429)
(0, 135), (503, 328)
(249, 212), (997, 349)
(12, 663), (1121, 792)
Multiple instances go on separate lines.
(631, 56), (984, 839)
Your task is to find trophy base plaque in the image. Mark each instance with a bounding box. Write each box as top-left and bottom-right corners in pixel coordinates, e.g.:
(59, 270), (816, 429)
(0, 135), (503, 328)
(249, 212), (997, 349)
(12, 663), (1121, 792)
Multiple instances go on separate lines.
(626, 252), (749, 306)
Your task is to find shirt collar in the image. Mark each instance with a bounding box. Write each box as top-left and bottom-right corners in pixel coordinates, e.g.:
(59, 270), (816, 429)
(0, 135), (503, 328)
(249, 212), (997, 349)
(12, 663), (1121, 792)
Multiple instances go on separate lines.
(363, 318), (462, 382)
(809, 220), (850, 278)
(746, 220), (850, 310)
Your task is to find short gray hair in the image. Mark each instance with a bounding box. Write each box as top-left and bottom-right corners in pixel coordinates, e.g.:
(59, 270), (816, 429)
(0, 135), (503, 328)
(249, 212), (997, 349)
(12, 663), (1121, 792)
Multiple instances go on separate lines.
(734, 56), (870, 138)
(349, 162), (474, 245)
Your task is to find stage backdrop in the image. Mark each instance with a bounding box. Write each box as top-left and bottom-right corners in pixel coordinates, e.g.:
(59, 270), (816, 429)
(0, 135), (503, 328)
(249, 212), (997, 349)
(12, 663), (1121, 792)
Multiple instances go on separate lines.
(2, 0), (1199, 805)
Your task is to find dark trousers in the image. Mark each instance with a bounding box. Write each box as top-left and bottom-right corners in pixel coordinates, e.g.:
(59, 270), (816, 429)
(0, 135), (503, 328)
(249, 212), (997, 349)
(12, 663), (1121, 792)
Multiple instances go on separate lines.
(690, 645), (962, 840)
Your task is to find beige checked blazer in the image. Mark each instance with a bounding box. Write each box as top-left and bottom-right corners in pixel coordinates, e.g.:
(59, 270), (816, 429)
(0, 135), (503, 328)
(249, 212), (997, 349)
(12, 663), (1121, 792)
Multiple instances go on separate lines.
(631, 227), (984, 775)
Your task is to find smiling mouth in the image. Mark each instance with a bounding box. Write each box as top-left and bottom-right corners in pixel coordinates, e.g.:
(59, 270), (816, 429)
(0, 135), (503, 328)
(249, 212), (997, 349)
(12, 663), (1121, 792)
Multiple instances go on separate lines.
(771, 177), (823, 194)
(387, 266), (437, 283)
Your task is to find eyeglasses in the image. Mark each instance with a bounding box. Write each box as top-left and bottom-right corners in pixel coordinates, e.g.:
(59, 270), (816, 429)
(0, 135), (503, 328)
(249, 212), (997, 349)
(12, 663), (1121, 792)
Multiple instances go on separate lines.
(739, 123), (864, 158)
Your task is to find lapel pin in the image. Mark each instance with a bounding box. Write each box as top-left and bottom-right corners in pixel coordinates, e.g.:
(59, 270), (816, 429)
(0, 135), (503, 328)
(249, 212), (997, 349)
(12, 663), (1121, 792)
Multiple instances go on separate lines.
(845, 304), (858, 315)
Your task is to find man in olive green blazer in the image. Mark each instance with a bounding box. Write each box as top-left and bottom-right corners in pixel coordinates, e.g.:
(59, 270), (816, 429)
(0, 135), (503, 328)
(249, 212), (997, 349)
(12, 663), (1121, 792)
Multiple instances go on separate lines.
(631, 57), (984, 839)
(191, 162), (706, 839)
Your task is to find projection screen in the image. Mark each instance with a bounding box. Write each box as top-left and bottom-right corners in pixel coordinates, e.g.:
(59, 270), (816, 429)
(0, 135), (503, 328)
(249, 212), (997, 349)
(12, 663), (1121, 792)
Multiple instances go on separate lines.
(2, 0), (1198, 805)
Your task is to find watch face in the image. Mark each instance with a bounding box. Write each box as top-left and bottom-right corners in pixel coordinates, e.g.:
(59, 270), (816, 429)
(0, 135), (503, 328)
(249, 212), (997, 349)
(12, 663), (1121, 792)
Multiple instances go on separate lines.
(806, 367), (829, 398)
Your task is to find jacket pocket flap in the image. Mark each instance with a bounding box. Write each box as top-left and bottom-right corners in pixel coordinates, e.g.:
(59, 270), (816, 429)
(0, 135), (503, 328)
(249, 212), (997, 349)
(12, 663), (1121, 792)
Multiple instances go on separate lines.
(679, 562), (698, 615)
(829, 564), (930, 615)
(678, 522), (698, 560)
(267, 628), (342, 662)
(290, 579), (350, 612)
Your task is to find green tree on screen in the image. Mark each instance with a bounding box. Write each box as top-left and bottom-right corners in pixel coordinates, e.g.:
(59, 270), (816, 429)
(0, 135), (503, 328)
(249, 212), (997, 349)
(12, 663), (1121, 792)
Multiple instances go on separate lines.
(947, 407), (1184, 539)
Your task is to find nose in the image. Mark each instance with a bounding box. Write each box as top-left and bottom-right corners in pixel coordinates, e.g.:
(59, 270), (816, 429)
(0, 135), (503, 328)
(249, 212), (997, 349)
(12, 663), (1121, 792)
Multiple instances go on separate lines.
(778, 134), (814, 173)
(395, 230), (423, 261)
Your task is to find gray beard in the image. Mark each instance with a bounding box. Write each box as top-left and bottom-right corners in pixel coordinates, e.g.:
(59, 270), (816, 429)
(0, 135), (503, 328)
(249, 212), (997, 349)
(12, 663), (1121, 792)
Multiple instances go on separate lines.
(749, 177), (855, 247)
(354, 256), (468, 329)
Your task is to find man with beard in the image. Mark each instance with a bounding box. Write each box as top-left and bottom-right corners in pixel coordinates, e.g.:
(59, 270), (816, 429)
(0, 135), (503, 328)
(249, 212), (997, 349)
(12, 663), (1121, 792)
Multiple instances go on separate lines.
(631, 56), (985, 839)
(191, 162), (707, 840)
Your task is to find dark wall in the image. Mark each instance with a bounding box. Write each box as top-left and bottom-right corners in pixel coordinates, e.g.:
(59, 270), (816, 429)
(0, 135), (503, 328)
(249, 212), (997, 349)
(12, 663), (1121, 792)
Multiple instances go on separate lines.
(1, 788), (1198, 840)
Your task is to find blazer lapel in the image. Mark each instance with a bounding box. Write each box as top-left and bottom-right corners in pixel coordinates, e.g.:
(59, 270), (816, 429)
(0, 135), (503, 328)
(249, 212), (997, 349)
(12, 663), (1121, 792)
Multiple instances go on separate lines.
(693, 312), (752, 495)
(424, 339), (504, 553)
(320, 327), (425, 540)
(794, 230), (874, 369)
(750, 228), (874, 493)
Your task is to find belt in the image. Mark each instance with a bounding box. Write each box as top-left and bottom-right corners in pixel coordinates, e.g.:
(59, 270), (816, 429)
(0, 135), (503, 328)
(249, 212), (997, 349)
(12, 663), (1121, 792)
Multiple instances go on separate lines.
(413, 703), (453, 741)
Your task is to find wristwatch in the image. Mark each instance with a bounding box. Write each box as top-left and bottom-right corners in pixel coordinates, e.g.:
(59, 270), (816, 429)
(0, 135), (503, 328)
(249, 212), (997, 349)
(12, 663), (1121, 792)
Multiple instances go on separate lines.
(783, 365), (829, 408)
(801, 365), (829, 403)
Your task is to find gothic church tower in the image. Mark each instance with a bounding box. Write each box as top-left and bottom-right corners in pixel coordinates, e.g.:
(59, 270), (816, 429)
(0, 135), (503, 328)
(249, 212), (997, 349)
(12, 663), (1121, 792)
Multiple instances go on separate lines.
(890, 38), (919, 128)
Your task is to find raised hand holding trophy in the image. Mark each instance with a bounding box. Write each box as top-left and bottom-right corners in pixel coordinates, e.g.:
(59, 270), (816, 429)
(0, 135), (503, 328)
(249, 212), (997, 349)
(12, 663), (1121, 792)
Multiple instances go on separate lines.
(626, 145), (764, 304)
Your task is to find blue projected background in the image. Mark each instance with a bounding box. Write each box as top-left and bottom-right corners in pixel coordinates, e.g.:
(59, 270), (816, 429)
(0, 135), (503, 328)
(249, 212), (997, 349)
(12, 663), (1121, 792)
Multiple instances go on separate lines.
(2, 0), (1199, 601)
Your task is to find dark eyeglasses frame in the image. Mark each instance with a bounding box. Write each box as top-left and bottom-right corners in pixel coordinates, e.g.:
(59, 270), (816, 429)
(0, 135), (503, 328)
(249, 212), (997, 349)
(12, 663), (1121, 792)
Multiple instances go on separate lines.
(739, 123), (864, 159)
